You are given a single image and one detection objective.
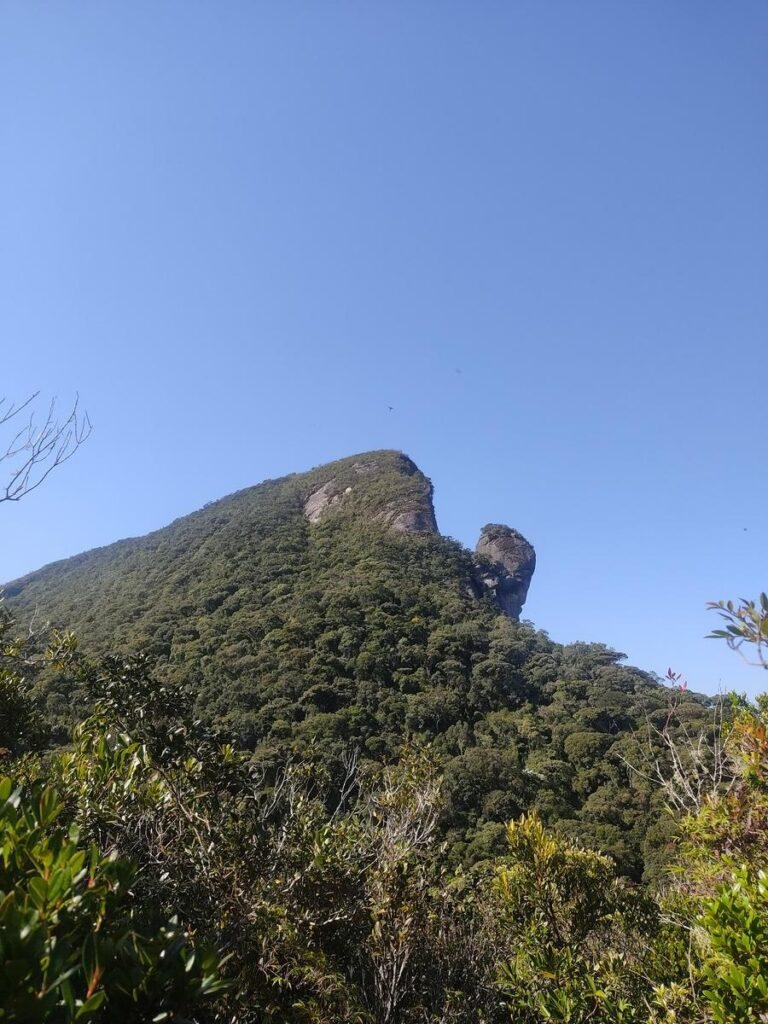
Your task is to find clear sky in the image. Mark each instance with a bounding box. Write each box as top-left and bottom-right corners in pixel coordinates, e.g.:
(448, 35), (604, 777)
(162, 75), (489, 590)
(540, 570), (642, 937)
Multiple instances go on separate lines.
(1, 2), (766, 695)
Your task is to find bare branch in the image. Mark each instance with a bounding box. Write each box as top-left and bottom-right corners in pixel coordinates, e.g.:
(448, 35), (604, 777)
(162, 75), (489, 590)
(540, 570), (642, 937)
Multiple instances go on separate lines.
(0, 392), (39, 428)
(619, 692), (736, 814)
(0, 392), (92, 504)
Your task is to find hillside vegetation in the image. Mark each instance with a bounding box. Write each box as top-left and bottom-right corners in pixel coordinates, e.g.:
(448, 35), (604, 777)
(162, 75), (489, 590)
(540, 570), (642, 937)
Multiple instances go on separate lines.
(6, 451), (710, 879)
(2, 595), (766, 1023)
(3, 451), (767, 1021)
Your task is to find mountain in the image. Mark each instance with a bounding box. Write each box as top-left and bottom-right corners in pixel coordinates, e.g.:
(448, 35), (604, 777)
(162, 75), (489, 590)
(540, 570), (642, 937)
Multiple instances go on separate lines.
(4, 449), (708, 877)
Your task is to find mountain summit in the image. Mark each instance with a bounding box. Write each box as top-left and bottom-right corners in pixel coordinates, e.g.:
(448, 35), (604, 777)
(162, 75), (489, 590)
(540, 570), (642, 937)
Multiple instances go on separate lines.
(4, 448), (705, 877)
(302, 451), (440, 535)
(6, 449), (535, 623)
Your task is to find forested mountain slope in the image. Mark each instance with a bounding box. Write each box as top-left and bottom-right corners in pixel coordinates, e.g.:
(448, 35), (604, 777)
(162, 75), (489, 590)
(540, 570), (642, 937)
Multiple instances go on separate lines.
(5, 450), (709, 876)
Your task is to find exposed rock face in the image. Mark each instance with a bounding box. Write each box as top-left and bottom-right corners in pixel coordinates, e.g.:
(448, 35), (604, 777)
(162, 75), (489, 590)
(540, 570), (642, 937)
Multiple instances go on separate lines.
(304, 481), (344, 523)
(302, 451), (438, 536)
(386, 507), (438, 534)
(302, 461), (533, 613)
(474, 524), (536, 619)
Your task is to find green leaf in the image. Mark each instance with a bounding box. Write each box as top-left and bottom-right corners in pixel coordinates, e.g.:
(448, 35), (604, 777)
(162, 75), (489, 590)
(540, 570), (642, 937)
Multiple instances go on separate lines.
(75, 989), (106, 1018)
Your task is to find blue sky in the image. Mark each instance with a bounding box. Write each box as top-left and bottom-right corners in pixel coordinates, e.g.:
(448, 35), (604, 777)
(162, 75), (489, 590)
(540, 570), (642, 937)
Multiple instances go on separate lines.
(1, 2), (766, 695)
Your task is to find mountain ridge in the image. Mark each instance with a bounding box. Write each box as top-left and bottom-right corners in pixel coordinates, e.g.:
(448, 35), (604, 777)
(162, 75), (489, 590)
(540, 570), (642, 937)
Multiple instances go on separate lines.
(3, 448), (708, 878)
(5, 449), (535, 621)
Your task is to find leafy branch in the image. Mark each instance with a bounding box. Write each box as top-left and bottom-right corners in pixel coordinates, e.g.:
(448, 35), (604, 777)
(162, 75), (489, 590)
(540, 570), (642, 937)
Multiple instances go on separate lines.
(707, 594), (768, 670)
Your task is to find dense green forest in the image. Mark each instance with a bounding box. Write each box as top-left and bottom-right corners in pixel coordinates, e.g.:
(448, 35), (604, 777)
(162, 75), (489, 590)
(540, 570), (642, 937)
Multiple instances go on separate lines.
(2, 449), (767, 1022)
(2, 595), (768, 1022)
(7, 451), (711, 879)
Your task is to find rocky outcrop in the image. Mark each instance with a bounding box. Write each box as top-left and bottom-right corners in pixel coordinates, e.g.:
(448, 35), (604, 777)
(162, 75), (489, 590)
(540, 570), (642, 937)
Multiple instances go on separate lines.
(302, 452), (438, 536)
(302, 458), (534, 614)
(304, 482), (352, 523)
(301, 464), (536, 614)
(474, 524), (536, 619)
(387, 508), (438, 534)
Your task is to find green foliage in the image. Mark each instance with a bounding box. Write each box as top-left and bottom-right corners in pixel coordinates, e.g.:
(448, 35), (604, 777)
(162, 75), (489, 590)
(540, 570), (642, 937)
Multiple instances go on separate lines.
(494, 813), (687, 1023)
(0, 774), (224, 1023)
(653, 601), (768, 1024)
(707, 593), (768, 670)
(0, 604), (51, 759)
(49, 651), (522, 1023)
(48, 651), (424, 1021)
(5, 458), (765, 1021)
(0, 608), (760, 1024)
(699, 867), (768, 1022)
(52, 655), (365, 1022)
(5, 452), (712, 879)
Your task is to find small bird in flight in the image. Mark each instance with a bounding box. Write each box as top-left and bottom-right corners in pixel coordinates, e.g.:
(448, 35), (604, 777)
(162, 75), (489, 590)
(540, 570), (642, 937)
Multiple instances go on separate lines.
(388, 405), (394, 412)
